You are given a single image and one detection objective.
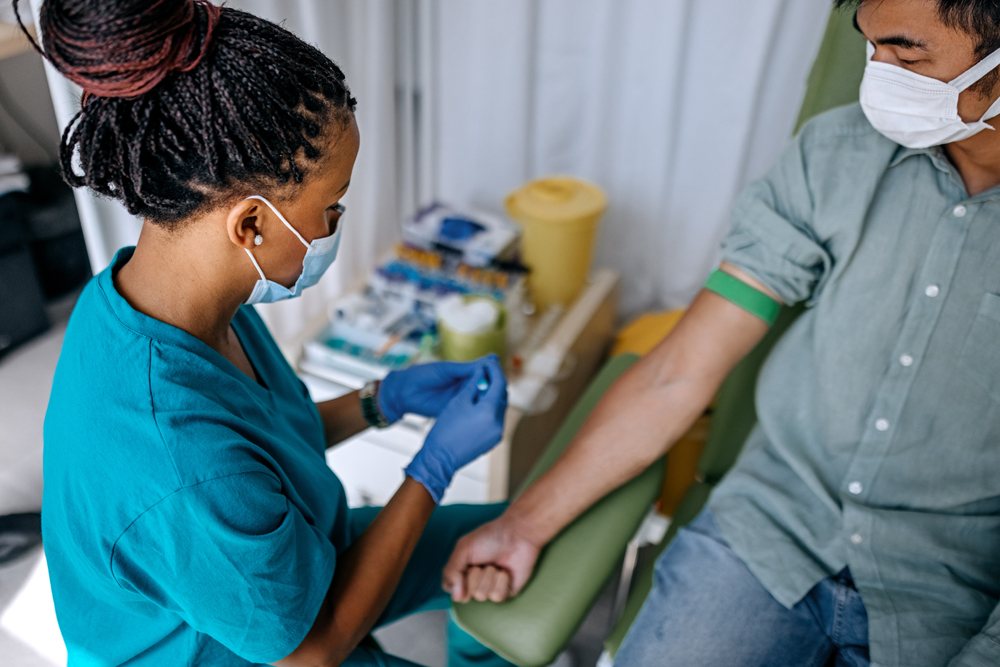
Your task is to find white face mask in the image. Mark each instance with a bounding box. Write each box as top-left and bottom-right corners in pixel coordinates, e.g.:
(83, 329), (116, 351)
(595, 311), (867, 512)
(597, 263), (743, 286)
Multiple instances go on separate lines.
(860, 41), (1000, 148)
(243, 195), (343, 305)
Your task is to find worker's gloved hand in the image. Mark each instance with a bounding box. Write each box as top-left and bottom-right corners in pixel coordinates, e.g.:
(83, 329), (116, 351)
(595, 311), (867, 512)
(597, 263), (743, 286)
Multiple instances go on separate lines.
(378, 356), (498, 424)
(405, 356), (508, 503)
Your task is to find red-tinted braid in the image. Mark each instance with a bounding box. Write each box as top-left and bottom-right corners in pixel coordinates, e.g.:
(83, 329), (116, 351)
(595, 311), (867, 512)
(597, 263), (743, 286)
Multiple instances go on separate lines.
(18, 0), (220, 100)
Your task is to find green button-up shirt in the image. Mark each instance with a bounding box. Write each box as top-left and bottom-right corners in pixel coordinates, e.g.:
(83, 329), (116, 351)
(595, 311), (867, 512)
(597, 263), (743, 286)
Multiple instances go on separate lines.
(709, 104), (1000, 667)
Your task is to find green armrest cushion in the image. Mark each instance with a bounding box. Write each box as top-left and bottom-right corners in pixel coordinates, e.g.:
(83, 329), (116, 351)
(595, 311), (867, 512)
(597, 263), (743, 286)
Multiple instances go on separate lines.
(452, 354), (666, 667)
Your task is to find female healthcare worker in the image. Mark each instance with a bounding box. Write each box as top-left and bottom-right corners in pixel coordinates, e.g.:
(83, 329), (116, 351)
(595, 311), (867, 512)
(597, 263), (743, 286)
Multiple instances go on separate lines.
(18, 1), (511, 665)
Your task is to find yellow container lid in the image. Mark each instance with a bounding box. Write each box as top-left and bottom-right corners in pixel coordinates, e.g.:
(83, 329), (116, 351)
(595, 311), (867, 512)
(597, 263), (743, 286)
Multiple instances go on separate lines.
(505, 176), (607, 224)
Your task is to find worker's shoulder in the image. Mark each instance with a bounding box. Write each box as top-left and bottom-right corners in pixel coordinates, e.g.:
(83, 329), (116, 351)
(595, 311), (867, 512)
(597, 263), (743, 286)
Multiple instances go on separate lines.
(42, 286), (183, 563)
(53, 276), (155, 401)
(46, 276), (178, 480)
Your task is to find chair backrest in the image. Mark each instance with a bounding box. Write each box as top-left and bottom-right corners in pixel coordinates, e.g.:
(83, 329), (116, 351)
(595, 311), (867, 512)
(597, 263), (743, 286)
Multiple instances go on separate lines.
(695, 7), (865, 484)
(794, 5), (867, 134)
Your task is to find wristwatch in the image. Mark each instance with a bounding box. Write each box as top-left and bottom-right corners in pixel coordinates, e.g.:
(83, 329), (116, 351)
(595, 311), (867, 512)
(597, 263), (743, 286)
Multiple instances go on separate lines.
(360, 380), (391, 429)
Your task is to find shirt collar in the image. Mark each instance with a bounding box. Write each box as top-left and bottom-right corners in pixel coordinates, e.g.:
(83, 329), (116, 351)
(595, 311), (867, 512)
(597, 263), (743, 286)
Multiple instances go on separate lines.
(888, 144), (1000, 202)
(889, 145), (949, 171)
(98, 246), (198, 346)
(97, 246), (269, 392)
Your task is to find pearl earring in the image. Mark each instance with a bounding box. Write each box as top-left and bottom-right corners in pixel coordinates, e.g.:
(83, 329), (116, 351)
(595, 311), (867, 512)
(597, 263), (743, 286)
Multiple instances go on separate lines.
(254, 234), (263, 246)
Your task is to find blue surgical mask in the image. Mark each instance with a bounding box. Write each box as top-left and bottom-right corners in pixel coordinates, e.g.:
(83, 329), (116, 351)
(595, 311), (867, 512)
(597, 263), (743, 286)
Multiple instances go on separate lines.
(243, 195), (343, 305)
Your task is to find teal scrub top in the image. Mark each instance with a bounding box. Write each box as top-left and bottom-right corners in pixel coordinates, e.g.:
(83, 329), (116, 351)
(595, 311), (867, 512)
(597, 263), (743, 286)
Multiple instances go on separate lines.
(43, 248), (347, 666)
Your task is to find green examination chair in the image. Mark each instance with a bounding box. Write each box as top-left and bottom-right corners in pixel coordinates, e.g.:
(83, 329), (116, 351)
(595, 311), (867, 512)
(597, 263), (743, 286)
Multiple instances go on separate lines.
(452, 7), (865, 666)
(453, 353), (665, 666)
(603, 5), (865, 658)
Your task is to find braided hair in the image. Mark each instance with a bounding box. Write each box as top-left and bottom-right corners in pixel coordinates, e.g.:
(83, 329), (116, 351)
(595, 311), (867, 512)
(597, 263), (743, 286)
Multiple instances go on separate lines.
(14, 0), (357, 225)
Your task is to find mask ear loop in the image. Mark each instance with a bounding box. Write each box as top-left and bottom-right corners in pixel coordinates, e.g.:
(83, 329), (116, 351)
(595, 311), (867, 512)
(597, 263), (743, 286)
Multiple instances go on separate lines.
(950, 48), (1000, 124)
(245, 195), (311, 248)
(950, 48), (1000, 90)
(242, 195), (311, 287)
(244, 248), (267, 281)
(977, 94), (1000, 125)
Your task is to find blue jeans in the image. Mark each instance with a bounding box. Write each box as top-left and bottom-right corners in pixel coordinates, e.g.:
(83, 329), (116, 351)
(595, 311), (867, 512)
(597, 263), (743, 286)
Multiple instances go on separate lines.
(616, 511), (869, 667)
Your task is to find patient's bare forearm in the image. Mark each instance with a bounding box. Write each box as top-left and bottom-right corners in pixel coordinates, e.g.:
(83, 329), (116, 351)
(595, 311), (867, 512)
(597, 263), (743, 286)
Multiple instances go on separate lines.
(506, 288), (771, 547)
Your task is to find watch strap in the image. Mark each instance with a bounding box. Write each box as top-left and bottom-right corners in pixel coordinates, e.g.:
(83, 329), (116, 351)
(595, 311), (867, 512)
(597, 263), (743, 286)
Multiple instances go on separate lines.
(360, 380), (391, 429)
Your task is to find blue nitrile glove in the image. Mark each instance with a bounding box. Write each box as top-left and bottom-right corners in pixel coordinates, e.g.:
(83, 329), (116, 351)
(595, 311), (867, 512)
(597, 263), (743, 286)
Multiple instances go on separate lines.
(405, 356), (508, 503)
(378, 356), (498, 424)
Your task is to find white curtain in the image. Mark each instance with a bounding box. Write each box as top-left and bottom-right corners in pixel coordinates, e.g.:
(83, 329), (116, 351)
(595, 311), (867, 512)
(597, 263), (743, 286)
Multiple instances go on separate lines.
(433, 0), (831, 314)
(33, 0), (831, 337)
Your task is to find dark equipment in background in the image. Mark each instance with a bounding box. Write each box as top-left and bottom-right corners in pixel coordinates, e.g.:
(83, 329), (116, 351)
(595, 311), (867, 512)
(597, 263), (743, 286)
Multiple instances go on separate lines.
(0, 166), (91, 359)
(0, 512), (42, 565)
(24, 167), (91, 299)
(0, 192), (47, 357)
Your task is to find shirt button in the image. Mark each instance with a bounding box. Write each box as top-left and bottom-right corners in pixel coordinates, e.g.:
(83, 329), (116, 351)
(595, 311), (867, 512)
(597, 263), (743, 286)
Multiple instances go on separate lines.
(925, 284), (940, 298)
(851, 533), (864, 545)
(875, 418), (890, 431)
(900, 354), (914, 367)
(848, 481), (863, 495)
(953, 205), (967, 217)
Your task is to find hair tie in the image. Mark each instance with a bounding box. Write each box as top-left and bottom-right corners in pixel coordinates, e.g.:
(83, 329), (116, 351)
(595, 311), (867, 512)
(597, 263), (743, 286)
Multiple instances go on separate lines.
(32, 0), (222, 102)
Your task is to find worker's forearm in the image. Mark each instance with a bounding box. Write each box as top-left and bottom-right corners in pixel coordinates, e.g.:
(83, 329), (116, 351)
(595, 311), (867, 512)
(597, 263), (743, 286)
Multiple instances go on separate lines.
(276, 478), (436, 667)
(504, 289), (771, 548)
(320, 478), (435, 661)
(316, 391), (370, 448)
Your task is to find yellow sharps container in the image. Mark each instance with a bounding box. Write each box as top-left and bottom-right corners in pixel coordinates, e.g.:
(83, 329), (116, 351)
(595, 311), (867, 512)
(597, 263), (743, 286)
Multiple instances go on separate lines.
(505, 176), (607, 309)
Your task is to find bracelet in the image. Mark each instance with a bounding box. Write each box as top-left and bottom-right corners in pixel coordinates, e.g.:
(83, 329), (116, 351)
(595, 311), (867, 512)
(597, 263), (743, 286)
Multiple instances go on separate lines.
(704, 269), (781, 326)
(359, 380), (391, 429)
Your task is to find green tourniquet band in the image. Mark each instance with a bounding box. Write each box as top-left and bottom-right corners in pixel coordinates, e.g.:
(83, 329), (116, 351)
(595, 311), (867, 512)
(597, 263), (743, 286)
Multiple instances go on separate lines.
(704, 269), (781, 326)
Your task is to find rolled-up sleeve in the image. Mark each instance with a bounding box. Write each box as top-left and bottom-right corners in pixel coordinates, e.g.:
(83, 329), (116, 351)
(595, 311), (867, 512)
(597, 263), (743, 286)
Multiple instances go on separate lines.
(110, 471), (337, 664)
(722, 133), (832, 306)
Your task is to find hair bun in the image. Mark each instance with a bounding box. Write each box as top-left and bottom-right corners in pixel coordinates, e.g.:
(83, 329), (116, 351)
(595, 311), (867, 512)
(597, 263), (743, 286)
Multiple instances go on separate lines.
(33, 0), (221, 99)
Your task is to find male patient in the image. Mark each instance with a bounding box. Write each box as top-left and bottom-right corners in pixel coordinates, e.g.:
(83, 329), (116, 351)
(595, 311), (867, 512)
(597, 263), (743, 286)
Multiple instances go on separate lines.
(443, 1), (1000, 665)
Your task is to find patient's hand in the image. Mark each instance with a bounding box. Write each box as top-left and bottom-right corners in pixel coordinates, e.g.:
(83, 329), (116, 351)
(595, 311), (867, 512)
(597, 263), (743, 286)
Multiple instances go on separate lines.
(442, 516), (541, 603)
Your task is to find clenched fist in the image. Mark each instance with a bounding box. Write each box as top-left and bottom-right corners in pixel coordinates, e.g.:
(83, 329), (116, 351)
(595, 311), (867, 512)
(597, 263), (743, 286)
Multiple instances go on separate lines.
(442, 515), (542, 603)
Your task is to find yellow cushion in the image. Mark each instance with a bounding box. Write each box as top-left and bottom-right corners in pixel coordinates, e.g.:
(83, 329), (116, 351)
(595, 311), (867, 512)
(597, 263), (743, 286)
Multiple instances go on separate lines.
(611, 310), (685, 357)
